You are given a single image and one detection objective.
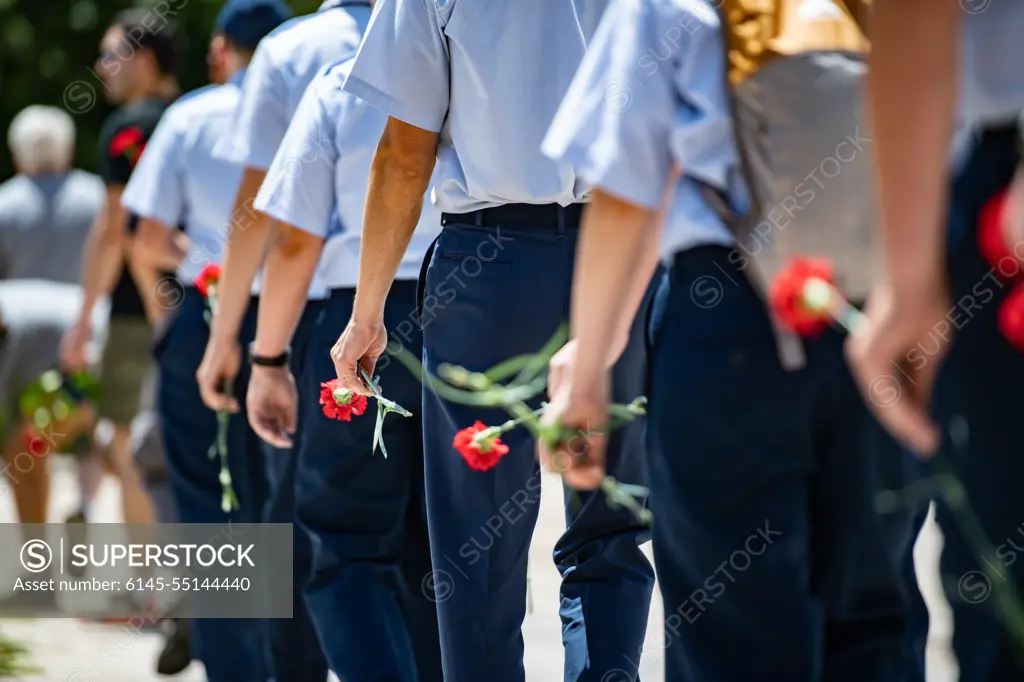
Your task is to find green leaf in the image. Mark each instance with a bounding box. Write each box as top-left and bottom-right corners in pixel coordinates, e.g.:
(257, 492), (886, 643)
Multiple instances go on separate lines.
(372, 402), (385, 457)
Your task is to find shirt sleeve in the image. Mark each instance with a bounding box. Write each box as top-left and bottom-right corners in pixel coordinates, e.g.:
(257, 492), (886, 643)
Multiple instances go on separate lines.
(253, 80), (338, 238)
(542, 0), (727, 210)
(342, 0), (450, 133)
(98, 113), (145, 186)
(212, 43), (291, 169)
(120, 113), (187, 229)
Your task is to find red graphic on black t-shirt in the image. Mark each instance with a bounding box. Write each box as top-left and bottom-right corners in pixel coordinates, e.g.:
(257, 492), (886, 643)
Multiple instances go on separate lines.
(110, 127), (147, 168)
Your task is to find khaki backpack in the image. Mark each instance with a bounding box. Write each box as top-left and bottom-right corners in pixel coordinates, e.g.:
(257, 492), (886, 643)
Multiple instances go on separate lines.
(700, 0), (874, 368)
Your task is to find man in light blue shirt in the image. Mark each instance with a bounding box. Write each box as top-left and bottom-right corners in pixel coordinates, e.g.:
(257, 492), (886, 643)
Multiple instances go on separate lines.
(540, 1), (911, 681)
(847, 3), (1024, 680)
(329, 2), (655, 681)
(247, 56), (443, 681)
(198, 0), (372, 411)
(196, 5), (372, 680)
(120, 2), (292, 680)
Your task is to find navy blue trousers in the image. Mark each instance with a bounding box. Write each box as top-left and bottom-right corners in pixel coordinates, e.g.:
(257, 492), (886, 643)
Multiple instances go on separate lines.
(155, 287), (268, 682)
(295, 282), (441, 682)
(261, 299), (328, 682)
(646, 246), (910, 682)
(420, 220), (654, 682)
(924, 124), (1024, 681)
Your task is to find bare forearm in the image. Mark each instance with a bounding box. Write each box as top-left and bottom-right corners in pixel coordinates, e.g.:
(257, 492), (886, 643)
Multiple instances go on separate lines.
(252, 225), (323, 356)
(133, 224), (187, 272)
(212, 170), (272, 342)
(869, 0), (959, 287)
(126, 260), (164, 324)
(353, 123), (437, 323)
(571, 191), (658, 394)
(79, 208), (124, 319)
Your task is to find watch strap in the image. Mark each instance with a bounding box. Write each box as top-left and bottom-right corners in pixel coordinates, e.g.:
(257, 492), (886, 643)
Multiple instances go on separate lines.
(248, 343), (290, 367)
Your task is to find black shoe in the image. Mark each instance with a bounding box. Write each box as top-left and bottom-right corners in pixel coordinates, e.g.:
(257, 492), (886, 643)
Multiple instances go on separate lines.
(156, 618), (192, 676)
(65, 511), (87, 578)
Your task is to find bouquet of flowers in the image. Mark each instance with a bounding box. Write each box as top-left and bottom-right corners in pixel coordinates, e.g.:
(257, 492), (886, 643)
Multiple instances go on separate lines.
(195, 264), (238, 513)
(16, 368), (99, 457)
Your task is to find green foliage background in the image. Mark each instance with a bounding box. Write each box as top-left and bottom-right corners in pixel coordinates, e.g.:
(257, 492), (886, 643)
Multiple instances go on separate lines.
(0, 0), (323, 182)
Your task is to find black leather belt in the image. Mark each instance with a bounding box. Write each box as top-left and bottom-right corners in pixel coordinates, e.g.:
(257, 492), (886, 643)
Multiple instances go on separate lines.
(441, 203), (585, 230)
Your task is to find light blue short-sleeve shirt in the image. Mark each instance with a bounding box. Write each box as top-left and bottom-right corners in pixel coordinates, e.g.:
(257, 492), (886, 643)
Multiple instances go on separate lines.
(122, 73), (262, 293)
(255, 59), (441, 290)
(212, 2), (372, 171)
(951, 6), (1024, 167)
(342, 0), (611, 212)
(543, 0), (738, 260)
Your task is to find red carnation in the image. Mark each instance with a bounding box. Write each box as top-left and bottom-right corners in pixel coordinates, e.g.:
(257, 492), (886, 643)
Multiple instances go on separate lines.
(194, 263), (223, 298)
(998, 284), (1024, 350)
(978, 188), (1022, 280)
(24, 431), (46, 458)
(110, 127), (144, 157)
(768, 257), (836, 337)
(453, 421), (509, 471)
(319, 379), (368, 421)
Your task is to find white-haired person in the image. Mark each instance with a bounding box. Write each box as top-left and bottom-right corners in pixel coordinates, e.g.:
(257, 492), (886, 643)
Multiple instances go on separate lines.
(0, 107), (172, 625)
(0, 104), (105, 607)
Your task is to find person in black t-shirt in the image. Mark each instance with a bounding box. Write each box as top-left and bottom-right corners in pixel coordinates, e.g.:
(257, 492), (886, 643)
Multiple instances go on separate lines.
(57, 9), (192, 676)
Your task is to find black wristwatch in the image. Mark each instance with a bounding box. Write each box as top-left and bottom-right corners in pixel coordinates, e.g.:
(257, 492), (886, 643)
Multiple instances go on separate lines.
(248, 343), (290, 368)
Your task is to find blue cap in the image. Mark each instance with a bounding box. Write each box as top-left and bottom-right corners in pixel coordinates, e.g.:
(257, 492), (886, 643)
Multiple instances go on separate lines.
(215, 0), (293, 50)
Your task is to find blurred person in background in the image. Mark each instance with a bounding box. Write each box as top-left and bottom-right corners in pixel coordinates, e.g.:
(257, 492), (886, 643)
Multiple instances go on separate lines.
(124, 1), (293, 679)
(198, 2), (372, 679)
(847, 3), (1024, 680)
(0, 105), (101, 282)
(0, 105), (105, 609)
(57, 10), (192, 675)
(59, 9), (180, 533)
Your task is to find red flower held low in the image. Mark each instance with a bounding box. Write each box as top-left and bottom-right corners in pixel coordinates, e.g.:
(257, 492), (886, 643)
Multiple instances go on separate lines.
(194, 263), (223, 298)
(768, 257), (836, 337)
(453, 421), (509, 472)
(977, 188), (1022, 281)
(320, 379), (369, 421)
(998, 284), (1024, 350)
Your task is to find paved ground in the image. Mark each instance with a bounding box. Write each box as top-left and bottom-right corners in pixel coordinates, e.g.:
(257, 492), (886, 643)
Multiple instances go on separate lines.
(1, 457), (957, 681)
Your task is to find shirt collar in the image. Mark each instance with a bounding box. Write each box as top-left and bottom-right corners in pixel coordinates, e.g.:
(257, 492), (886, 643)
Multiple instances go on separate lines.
(228, 68), (247, 87)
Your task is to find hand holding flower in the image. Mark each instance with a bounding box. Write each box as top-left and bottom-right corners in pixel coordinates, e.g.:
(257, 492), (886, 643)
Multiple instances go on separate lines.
(330, 318), (388, 397)
(538, 376), (611, 491)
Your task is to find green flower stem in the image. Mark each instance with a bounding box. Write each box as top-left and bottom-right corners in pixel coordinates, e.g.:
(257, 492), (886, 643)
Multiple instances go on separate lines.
(358, 367), (413, 458)
(358, 366), (413, 417)
(202, 289), (238, 514)
(933, 432), (1024, 653)
(387, 325), (652, 525)
(477, 407), (546, 443)
(506, 323), (569, 390)
(801, 278), (867, 333)
(602, 477), (653, 525)
(393, 347), (549, 406)
(210, 381), (238, 514)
